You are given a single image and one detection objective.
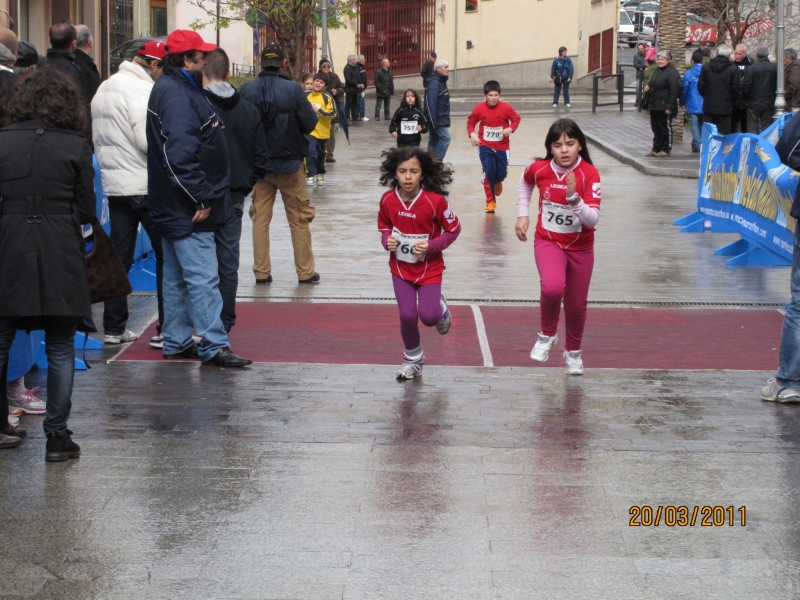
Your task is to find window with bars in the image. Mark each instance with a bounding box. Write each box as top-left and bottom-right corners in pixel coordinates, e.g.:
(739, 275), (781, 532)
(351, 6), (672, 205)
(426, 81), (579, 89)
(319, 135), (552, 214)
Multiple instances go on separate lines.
(111, 0), (134, 49)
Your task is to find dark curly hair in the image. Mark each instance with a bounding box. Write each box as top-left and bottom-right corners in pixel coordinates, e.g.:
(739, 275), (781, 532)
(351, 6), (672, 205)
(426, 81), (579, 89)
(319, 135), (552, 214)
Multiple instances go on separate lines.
(3, 66), (87, 133)
(379, 146), (453, 196)
(0, 71), (17, 122)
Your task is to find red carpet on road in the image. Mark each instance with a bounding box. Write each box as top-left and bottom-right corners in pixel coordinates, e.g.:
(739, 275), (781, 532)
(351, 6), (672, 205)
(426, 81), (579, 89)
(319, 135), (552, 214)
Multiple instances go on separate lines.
(117, 302), (782, 371)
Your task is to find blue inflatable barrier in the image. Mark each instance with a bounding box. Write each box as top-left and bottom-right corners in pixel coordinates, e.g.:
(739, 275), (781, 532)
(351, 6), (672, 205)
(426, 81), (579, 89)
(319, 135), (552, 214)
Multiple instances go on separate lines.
(674, 116), (797, 267)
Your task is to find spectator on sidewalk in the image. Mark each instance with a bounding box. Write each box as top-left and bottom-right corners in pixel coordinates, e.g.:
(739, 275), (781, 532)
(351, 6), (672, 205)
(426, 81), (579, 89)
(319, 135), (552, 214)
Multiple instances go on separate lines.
(304, 71), (337, 185)
(318, 59), (343, 163)
(74, 25), (101, 101)
(240, 43), (320, 285)
(92, 40), (167, 347)
(549, 47), (573, 108)
(421, 51), (436, 89)
(357, 55), (368, 121)
(644, 51), (681, 157)
(784, 49), (800, 111)
(343, 55), (361, 122)
(634, 43), (647, 107)
(698, 42), (712, 59)
(742, 46), (777, 134)
(698, 44), (740, 135)
(203, 48), (268, 333)
(424, 58), (451, 162)
(374, 59), (394, 121)
(14, 41), (39, 79)
(731, 44), (752, 133)
(46, 22), (93, 104)
(146, 30), (252, 368)
(681, 50), (705, 153)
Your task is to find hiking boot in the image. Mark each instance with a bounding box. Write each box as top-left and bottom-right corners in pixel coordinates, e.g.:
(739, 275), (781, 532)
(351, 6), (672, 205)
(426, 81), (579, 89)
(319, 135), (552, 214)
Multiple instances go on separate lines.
(104, 330), (138, 344)
(485, 201), (496, 213)
(0, 432), (22, 449)
(494, 182), (503, 197)
(760, 378), (800, 403)
(45, 429), (80, 462)
(530, 333), (558, 362)
(396, 360), (423, 380)
(436, 295), (452, 335)
(8, 386), (46, 414)
(564, 350), (584, 375)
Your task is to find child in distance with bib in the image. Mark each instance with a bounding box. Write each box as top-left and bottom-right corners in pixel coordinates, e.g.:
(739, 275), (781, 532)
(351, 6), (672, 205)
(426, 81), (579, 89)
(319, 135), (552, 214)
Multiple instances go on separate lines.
(377, 147), (462, 380)
(516, 119), (601, 376)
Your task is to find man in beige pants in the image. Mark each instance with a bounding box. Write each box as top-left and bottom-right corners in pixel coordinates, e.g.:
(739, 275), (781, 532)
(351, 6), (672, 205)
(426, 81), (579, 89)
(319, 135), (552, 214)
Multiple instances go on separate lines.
(240, 44), (321, 284)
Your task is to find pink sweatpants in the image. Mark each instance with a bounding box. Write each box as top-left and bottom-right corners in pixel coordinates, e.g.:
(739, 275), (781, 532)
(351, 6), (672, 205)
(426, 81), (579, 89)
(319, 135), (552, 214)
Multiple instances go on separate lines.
(534, 239), (594, 351)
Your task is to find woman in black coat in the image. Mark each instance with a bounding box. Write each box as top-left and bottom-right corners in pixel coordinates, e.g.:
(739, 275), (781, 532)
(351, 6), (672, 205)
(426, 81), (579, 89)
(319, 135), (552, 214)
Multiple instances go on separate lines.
(0, 67), (96, 460)
(644, 51), (682, 157)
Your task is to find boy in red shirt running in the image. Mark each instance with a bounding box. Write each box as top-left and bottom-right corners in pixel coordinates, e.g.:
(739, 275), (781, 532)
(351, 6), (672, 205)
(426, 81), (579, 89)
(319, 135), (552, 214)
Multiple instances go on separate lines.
(467, 80), (521, 213)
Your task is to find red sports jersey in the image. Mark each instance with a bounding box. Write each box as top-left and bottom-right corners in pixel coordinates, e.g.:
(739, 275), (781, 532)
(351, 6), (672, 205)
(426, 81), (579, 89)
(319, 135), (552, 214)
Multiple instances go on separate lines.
(522, 157), (601, 250)
(466, 101), (521, 151)
(377, 188), (461, 285)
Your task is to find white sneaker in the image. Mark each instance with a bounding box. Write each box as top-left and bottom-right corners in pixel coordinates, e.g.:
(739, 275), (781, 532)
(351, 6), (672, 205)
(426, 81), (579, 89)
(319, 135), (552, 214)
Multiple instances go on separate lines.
(316, 174), (324, 186)
(566, 103), (571, 108)
(564, 350), (584, 375)
(104, 330), (138, 344)
(530, 333), (558, 362)
(149, 335), (164, 349)
(436, 295), (452, 335)
(306, 176), (315, 185)
(761, 378), (800, 403)
(8, 415), (19, 427)
(396, 360), (423, 380)
(552, 103), (557, 108)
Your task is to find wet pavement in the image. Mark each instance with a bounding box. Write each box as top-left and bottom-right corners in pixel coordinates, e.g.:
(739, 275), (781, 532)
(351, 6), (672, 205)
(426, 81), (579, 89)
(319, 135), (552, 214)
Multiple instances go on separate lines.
(2, 114), (799, 599)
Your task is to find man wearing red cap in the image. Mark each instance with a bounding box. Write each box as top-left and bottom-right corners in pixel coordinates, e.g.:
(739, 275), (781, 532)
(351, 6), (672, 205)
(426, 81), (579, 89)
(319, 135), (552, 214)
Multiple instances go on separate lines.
(92, 40), (168, 349)
(146, 30), (252, 368)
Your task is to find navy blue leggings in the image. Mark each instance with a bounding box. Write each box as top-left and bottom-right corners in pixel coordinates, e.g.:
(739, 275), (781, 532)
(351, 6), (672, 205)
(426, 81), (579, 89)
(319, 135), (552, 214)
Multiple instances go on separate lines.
(392, 274), (442, 352)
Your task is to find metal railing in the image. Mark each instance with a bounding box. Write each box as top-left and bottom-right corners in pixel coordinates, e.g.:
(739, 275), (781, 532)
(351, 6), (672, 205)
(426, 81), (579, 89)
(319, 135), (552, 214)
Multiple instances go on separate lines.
(232, 64), (256, 78)
(592, 72), (625, 113)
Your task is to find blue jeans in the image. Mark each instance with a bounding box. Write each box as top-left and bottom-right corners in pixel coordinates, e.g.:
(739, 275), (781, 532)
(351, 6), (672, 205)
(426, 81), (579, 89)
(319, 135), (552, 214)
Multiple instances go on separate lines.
(0, 316), (76, 434)
(777, 227), (800, 388)
(306, 137), (327, 177)
(215, 201), (243, 332)
(553, 82), (570, 105)
(689, 113), (704, 150)
(427, 126), (451, 162)
(375, 96), (391, 118)
(162, 231), (230, 363)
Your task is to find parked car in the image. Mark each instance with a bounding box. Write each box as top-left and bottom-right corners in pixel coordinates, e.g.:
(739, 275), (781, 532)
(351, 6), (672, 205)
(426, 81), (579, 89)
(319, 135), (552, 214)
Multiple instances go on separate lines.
(619, 8), (638, 47)
(109, 36), (166, 74)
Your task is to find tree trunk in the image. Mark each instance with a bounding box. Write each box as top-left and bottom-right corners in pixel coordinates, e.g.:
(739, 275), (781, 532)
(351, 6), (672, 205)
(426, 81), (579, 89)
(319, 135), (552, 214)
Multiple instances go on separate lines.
(659, 0), (688, 143)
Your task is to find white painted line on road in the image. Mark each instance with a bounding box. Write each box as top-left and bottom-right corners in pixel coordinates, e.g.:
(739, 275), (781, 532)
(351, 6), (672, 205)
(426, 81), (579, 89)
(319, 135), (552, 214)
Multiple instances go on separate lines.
(778, 308), (786, 316)
(470, 304), (494, 368)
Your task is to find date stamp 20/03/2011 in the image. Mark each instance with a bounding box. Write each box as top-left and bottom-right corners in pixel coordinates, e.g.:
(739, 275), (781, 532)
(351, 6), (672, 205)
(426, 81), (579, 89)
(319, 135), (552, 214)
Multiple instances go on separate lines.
(629, 506), (746, 527)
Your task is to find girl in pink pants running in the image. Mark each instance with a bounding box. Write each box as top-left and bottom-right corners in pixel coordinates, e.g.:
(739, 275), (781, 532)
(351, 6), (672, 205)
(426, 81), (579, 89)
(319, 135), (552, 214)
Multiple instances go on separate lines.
(515, 119), (601, 375)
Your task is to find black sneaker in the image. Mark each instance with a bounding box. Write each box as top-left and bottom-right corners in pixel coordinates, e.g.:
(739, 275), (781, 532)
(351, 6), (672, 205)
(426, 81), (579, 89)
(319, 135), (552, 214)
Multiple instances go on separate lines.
(299, 272), (321, 284)
(45, 429), (80, 462)
(255, 275), (273, 284)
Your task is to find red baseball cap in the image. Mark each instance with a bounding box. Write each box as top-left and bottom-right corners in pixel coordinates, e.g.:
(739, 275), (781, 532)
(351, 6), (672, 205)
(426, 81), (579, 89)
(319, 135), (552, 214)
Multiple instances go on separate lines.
(165, 30), (216, 55)
(138, 40), (167, 61)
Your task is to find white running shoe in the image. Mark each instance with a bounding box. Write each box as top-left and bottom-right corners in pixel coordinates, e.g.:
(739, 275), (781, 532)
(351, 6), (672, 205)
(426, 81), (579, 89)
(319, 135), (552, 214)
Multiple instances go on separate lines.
(396, 361), (423, 380)
(760, 378), (800, 403)
(149, 335), (164, 349)
(564, 350), (584, 375)
(104, 330), (138, 344)
(530, 333), (558, 362)
(552, 103), (557, 108)
(436, 295), (452, 335)
(566, 103), (571, 108)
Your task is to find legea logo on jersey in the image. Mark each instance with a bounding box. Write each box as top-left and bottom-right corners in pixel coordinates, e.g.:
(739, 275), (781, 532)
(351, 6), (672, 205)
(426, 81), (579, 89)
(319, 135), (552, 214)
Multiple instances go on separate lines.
(592, 182), (601, 199)
(398, 211), (416, 218)
(443, 206), (456, 224)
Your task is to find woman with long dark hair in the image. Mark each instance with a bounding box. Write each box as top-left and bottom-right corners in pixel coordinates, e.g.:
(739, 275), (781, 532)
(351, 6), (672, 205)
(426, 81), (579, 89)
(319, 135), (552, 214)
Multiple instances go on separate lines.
(389, 89), (427, 147)
(515, 118), (601, 375)
(0, 67), (95, 459)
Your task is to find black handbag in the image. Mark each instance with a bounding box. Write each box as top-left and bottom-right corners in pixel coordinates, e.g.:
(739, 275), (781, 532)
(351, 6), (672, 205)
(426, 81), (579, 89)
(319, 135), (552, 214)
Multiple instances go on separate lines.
(553, 74), (563, 86)
(84, 217), (132, 304)
(640, 89), (651, 110)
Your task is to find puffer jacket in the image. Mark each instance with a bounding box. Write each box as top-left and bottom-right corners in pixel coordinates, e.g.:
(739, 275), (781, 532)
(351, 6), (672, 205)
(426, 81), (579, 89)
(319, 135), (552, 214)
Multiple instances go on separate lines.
(239, 69), (318, 174)
(91, 60), (153, 195)
(424, 71), (450, 129)
(648, 62), (681, 112)
(146, 66), (232, 239)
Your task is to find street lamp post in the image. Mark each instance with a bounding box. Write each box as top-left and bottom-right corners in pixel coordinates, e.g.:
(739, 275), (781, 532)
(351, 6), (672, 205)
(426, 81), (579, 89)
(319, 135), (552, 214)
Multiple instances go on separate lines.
(775, 0), (786, 118)
(320, 0), (329, 62)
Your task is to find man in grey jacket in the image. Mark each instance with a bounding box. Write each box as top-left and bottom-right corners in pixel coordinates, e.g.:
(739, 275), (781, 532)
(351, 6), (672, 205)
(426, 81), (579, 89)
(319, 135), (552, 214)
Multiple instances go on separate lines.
(373, 59), (394, 121)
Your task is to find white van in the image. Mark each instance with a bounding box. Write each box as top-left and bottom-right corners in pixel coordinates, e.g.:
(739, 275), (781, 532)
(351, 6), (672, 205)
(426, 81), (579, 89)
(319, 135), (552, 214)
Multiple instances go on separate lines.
(619, 9), (637, 47)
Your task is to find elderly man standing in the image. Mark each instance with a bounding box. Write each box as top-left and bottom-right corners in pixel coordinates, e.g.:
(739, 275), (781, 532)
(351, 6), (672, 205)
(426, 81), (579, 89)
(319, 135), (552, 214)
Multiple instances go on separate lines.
(373, 59), (394, 121)
(75, 25), (101, 101)
(731, 44), (752, 133)
(240, 44), (320, 285)
(742, 46), (777, 134)
(784, 49), (800, 111)
(698, 45), (740, 136)
(357, 55), (369, 121)
(343, 55), (361, 122)
(147, 30), (251, 367)
(425, 58), (452, 161)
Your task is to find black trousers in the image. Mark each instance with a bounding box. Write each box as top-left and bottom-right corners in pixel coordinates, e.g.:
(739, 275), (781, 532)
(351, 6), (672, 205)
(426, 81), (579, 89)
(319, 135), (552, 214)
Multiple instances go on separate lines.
(103, 195), (164, 336)
(649, 109), (673, 153)
(731, 105), (748, 133)
(704, 113), (731, 135)
(345, 92), (361, 120)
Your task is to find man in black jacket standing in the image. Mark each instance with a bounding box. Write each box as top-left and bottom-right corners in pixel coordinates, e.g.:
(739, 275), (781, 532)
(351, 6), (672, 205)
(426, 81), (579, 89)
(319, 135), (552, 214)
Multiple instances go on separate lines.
(203, 48), (269, 333)
(343, 55), (361, 121)
(742, 46), (777, 134)
(46, 21), (93, 103)
(633, 43), (646, 107)
(240, 44), (320, 285)
(74, 25), (101, 101)
(373, 59), (394, 121)
(731, 44), (753, 133)
(698, 45), (740, 135)
(147, 29), (251, 368)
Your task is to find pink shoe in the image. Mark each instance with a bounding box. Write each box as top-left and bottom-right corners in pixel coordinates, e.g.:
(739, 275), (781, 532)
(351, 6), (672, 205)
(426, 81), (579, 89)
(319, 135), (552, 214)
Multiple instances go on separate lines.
(8, 387), (46, 415)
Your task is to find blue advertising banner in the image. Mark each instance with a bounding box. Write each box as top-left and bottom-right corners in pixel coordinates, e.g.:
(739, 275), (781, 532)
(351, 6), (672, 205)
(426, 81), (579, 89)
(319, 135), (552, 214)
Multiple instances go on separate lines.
(682, 120), (798, 265)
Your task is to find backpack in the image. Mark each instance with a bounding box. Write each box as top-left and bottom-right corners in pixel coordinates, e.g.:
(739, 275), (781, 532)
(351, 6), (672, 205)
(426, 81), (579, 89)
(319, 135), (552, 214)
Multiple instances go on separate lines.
(256, 76), (277, 129)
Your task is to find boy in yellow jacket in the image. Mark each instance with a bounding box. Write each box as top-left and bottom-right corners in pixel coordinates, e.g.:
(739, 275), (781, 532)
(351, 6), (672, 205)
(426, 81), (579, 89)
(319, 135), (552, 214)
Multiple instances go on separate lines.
(305, 72), (337, 185)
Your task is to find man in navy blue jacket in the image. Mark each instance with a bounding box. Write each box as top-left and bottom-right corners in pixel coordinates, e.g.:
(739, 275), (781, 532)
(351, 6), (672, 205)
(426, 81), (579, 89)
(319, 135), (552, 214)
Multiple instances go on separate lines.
(146, 29), (251, 368)
(425, 59), (451, 161)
